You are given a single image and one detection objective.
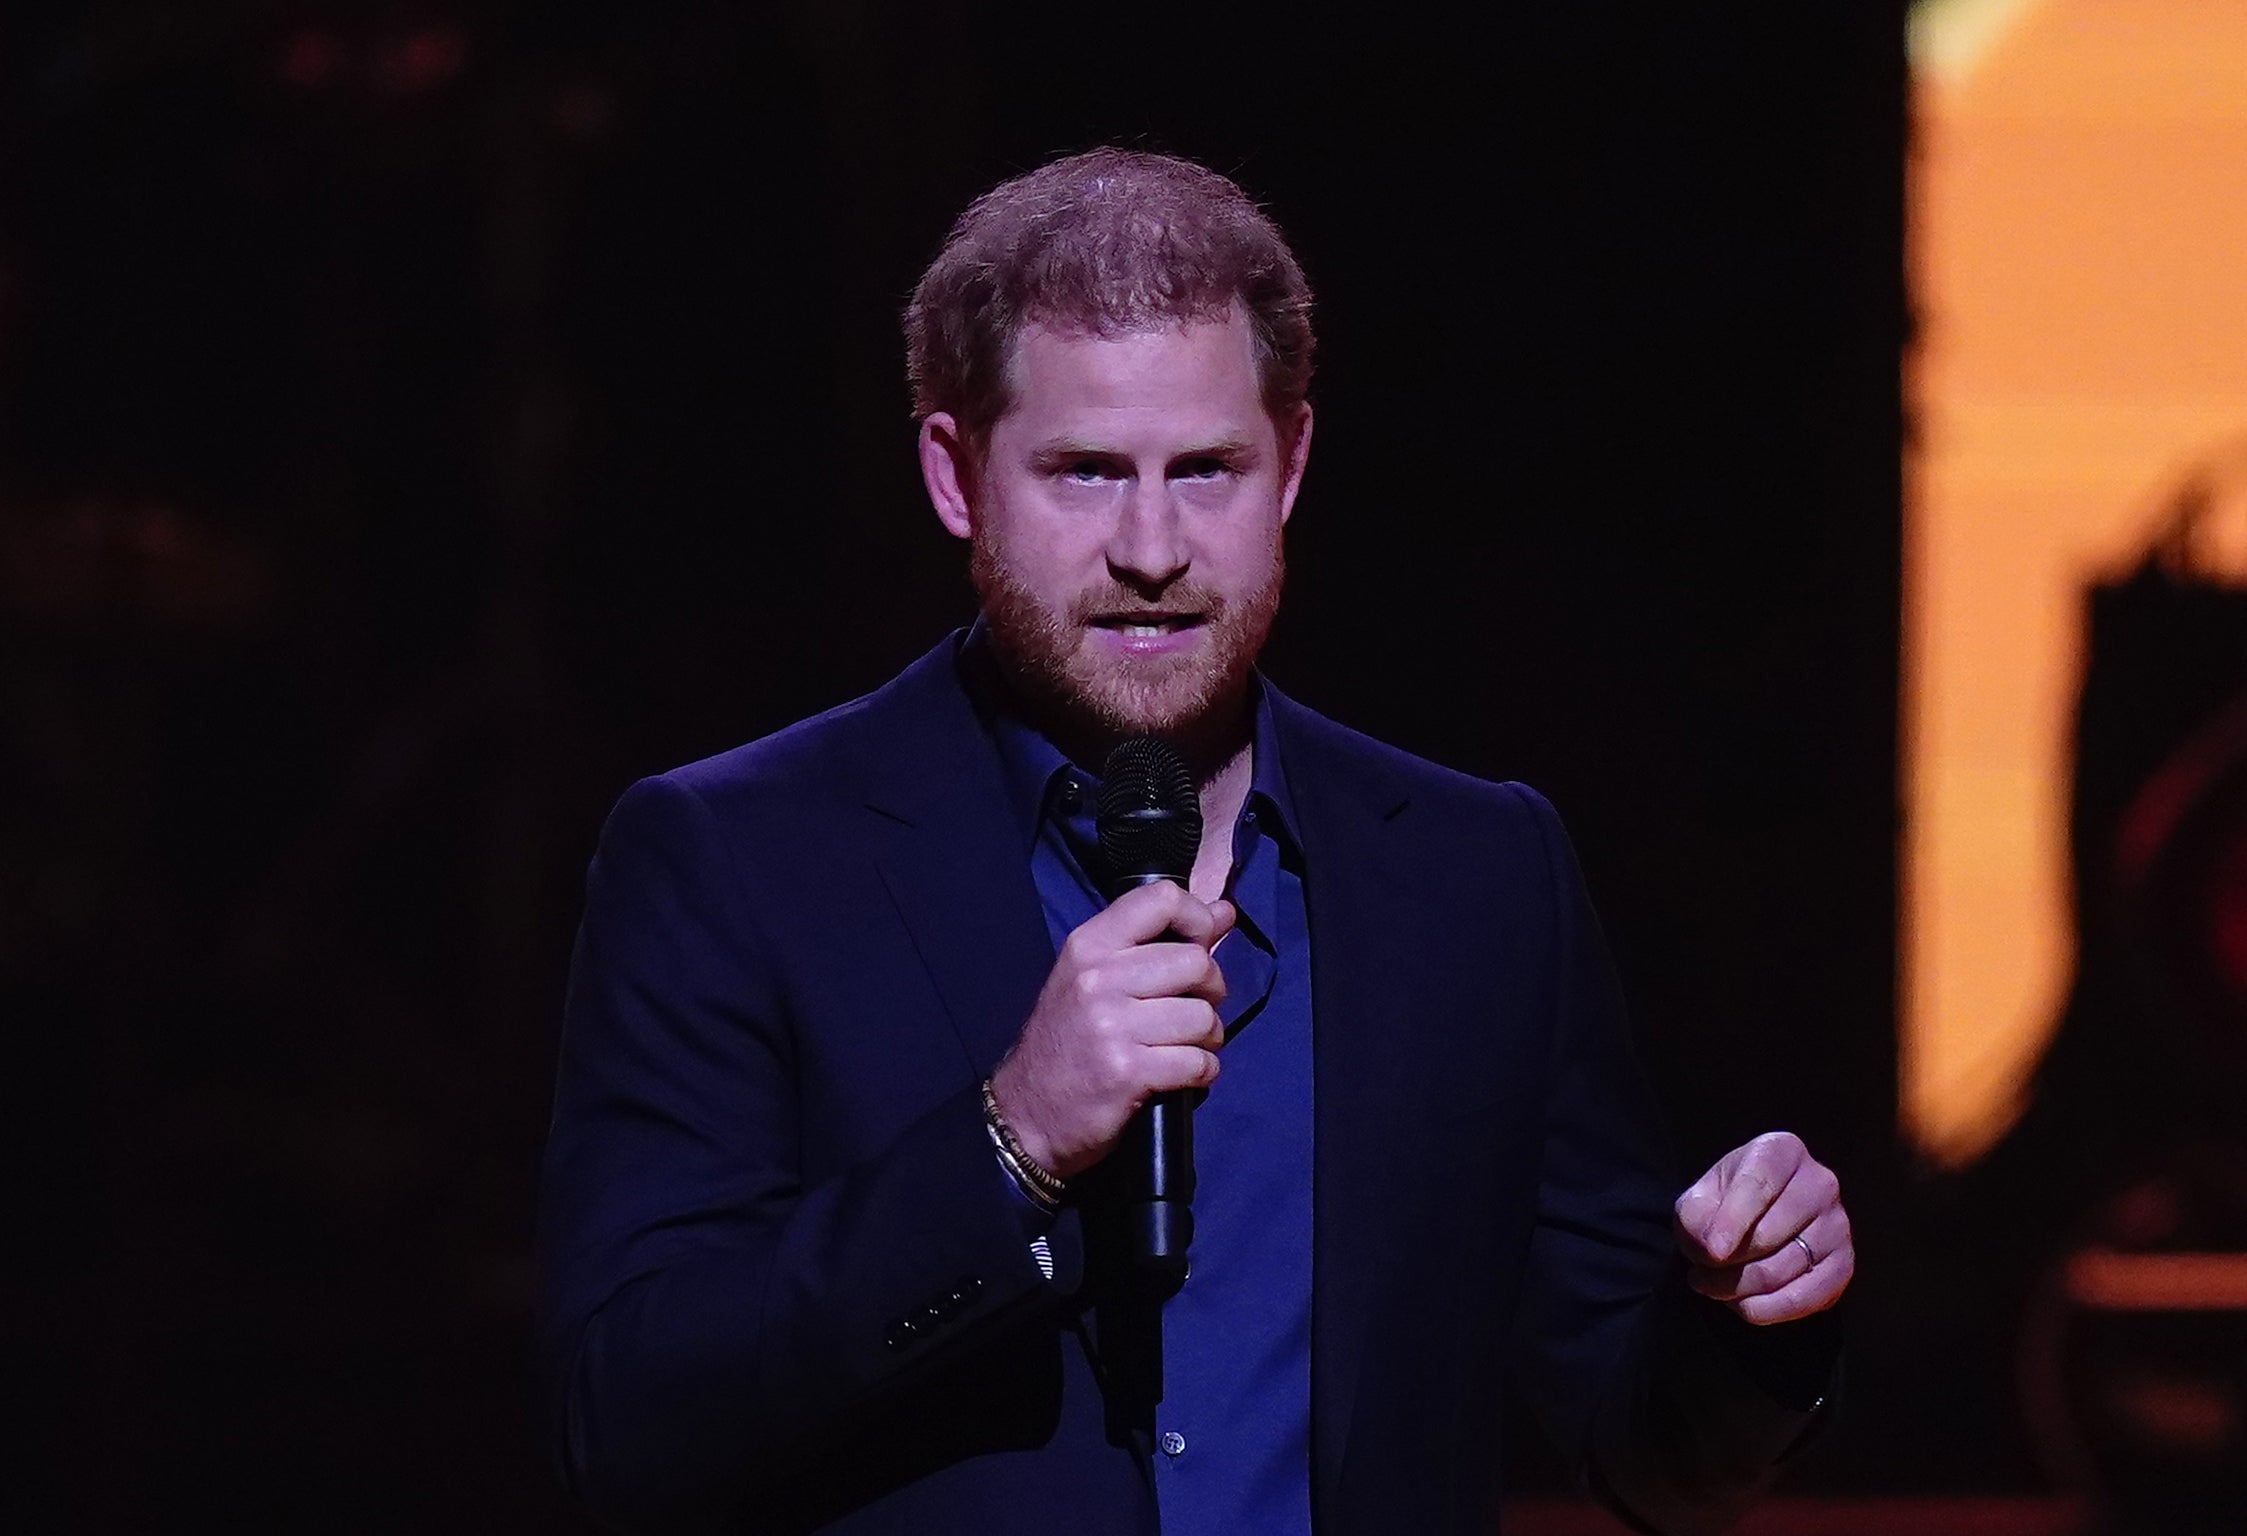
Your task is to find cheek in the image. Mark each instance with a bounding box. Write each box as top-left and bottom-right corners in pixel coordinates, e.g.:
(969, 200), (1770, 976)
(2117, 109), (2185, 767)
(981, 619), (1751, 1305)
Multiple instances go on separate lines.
(984, 491), (1096, 563)
(975, 524), (1100, 619)
(1205, 514), (1285, 577)
(993, 536), (1091, 595)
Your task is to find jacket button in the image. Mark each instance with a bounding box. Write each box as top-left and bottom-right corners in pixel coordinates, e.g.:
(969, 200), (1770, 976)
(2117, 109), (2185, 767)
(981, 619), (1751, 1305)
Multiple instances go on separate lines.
(1159, 1431), (1187, 1457)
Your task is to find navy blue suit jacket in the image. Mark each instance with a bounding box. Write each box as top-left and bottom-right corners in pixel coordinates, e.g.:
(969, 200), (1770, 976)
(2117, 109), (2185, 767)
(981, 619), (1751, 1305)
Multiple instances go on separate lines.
(538, 632), (1822, 1535)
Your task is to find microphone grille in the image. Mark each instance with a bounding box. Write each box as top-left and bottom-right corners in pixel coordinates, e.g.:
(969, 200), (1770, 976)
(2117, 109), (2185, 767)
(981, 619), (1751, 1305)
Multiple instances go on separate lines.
(1097, 735), (1202, 884)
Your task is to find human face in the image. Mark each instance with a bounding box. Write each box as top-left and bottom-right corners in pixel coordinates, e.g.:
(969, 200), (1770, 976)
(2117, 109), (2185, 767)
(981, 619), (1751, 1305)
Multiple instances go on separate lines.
(920, 311), (1312, 754)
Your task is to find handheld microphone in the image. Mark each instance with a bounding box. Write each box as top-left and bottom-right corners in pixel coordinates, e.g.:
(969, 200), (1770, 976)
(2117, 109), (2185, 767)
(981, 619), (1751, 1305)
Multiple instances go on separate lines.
(1096, 735), (1202, 1300)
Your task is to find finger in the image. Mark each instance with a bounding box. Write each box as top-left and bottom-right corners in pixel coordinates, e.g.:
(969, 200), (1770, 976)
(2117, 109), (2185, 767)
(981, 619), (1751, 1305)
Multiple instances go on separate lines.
(1107, 944), (1227, 1003)
(1075, 881), (1213, 949)
(1672, 1169), (1725, 1256)
(1708, 1206), (1854, 1303)
(1142, 882), (1224, 946)
(1700, 1134), (1806, 1264)
(1143, 1043), (1221, 1094)
(1132, 996), (1224, 1049)
(1733, 1239), (1855, 1326)
(1686, 1263), (1760, 1303)
(1180, 954), (1227, 1008)
(1734, 1159), (1842, 1264)
(1202, 899), (1237, 949)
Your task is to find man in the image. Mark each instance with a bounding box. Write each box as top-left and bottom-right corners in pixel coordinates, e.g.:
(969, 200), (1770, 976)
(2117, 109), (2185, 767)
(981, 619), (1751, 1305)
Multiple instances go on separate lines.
(539, 148), (1853, 1536)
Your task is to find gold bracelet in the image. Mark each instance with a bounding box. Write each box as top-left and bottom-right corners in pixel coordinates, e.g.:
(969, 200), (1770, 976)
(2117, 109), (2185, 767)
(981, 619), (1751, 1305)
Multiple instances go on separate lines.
(982, 1079), (1067, 1205)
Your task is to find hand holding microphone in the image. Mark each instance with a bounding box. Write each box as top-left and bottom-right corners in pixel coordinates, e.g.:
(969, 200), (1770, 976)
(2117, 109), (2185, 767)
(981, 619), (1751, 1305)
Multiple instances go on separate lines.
(987, 879), (1230, 1181)
(986, 736), (1218, 1295)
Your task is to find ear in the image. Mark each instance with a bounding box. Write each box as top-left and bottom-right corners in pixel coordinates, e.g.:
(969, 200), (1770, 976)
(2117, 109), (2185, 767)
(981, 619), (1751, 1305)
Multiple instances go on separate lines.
(1276, 403), (1313, 527)
(919, 412), (977, 542)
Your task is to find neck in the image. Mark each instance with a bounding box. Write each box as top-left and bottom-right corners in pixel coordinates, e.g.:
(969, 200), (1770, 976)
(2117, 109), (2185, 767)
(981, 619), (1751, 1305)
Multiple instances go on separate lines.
(1189, 739), (1254, 901)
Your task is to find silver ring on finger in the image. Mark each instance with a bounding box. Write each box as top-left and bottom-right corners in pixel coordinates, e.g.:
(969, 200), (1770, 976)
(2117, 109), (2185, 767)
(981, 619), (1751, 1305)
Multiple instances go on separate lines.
(1791, 1233), (1817, 1268)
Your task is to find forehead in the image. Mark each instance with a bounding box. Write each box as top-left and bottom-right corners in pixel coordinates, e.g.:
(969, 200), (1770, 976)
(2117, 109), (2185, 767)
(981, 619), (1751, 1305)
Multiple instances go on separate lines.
(995, 311), (1267, 441)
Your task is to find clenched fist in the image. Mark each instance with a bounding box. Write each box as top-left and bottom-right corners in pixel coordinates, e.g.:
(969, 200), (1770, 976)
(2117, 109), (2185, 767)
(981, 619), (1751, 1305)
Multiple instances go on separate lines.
(1673, 1131), (1853, 1325)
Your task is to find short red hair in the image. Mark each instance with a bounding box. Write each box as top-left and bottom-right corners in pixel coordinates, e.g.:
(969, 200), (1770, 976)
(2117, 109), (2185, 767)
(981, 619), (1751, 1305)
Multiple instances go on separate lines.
(905, 148), (1315, 443)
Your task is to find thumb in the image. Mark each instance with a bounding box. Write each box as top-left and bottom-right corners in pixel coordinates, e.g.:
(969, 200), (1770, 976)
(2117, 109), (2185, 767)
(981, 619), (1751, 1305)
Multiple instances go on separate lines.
(1672, 1180), (1728, 1264)
(1205, 899), (1238, 948)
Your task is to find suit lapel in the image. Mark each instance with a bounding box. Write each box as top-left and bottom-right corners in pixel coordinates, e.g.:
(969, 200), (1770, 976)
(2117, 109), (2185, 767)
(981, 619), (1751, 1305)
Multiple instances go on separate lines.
(852, 636), (1055, 1082)
(1269, 688), (1418, 1527)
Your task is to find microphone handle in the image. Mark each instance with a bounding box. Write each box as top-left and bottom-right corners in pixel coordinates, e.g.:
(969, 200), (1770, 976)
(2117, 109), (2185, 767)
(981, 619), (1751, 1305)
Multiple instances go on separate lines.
(1109, 872), (1198, 1300)
(1120, 1090), (1194, 1298)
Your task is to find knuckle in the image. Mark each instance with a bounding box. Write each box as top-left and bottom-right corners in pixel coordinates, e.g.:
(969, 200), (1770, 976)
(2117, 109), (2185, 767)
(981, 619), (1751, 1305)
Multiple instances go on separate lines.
(1097, 1038), (1136, 1087)
(1751, 1134), (1804, 1174)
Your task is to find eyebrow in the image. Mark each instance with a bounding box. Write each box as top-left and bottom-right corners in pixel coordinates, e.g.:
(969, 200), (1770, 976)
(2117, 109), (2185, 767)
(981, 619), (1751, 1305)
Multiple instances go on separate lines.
(1027, 435), (1261, 462)
(1175, 436), (1260, 461)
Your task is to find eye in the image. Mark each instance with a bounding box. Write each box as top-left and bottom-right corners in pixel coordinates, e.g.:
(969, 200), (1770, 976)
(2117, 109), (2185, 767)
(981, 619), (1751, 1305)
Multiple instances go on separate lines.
(1056, 457), (1120, 484)
(1171, 456), (1233, 481)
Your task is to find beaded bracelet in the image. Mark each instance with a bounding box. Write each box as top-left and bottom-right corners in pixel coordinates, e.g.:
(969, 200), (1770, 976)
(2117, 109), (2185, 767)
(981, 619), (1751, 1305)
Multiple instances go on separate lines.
(982, 1078), (1067, 1207)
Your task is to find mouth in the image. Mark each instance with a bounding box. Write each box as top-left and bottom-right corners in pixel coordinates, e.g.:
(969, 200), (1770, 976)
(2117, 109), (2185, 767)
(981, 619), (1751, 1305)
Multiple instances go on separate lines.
(1090, 612), (1205, 638)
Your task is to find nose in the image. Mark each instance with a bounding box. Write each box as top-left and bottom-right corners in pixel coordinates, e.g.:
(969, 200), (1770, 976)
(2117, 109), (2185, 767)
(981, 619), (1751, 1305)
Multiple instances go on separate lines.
(1107, 480), (1188, 591)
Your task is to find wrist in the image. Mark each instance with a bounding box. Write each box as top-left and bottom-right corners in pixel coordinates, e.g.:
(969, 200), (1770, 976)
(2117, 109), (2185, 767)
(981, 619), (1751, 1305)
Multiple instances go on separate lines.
(986, 1063), (1060, 1170)
(982, 1077), (1067, 1208)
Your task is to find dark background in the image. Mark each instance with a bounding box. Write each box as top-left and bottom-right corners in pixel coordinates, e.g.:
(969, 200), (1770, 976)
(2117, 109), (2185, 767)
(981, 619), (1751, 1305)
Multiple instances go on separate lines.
(2, 4), (1912, 1528)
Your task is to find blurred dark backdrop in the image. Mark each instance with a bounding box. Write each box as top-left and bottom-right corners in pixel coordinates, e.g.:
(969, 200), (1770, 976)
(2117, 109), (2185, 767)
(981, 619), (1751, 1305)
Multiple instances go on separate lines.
(1, 4), (1907, 1529)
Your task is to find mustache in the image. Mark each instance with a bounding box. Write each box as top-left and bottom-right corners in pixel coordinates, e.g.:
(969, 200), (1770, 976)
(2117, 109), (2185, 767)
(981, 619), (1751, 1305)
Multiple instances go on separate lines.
(1064, 582), (1229, 625)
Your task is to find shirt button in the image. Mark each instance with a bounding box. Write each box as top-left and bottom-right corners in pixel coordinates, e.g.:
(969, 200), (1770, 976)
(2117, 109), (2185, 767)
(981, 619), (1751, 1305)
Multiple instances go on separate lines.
(1159, 1431), (1187, 1457)
(1058, 778), (1083, 810)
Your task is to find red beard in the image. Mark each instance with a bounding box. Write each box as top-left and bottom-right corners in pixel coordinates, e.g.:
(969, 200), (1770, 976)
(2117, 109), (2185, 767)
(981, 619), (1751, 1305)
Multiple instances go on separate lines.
(970, 536), (1284, 766)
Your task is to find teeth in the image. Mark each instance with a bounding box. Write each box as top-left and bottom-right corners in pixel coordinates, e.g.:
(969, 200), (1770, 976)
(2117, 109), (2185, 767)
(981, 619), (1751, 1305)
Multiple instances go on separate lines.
(1121, 623), (1167, 637)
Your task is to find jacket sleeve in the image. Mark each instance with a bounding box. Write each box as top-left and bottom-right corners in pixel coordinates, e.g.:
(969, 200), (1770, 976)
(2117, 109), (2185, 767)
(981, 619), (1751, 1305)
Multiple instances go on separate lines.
(535, 774), (1061, 1530)
(1507, 784), (1835, 1536)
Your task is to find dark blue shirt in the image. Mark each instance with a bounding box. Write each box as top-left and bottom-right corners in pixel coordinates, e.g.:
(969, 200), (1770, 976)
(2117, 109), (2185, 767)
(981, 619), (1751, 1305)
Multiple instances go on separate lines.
(986, 676), (1316, 1536)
